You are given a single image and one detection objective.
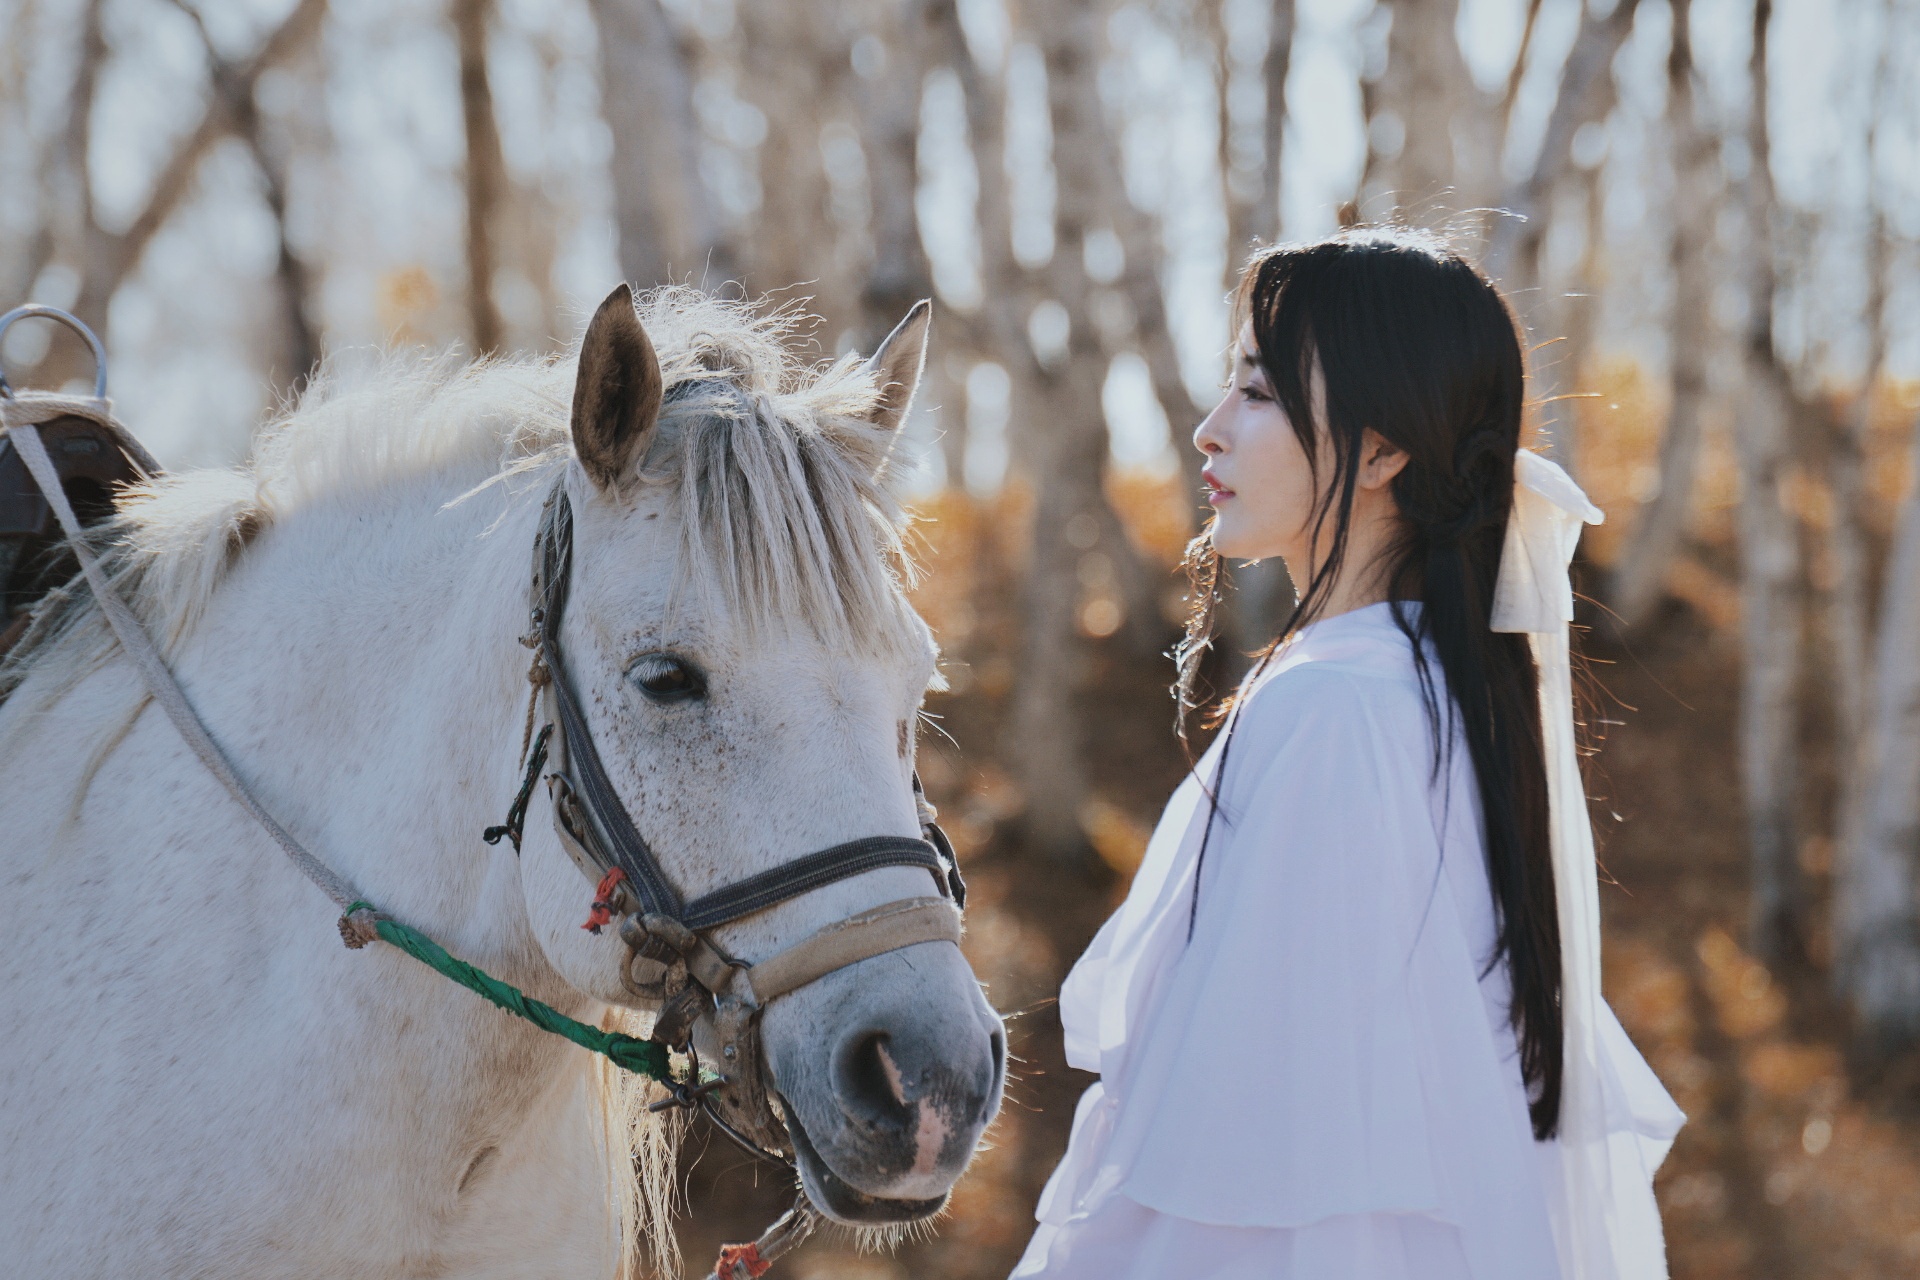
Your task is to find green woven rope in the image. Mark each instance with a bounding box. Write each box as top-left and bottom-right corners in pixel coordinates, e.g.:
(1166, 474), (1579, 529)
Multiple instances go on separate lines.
(347, 903), (671, 1082)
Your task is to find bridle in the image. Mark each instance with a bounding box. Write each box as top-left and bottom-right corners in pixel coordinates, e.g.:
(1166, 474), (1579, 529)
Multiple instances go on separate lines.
(511, 478), (967, 1164)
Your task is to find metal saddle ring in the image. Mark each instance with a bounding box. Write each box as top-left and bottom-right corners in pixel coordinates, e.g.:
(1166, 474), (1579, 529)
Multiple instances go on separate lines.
(0, 305), (109, 400)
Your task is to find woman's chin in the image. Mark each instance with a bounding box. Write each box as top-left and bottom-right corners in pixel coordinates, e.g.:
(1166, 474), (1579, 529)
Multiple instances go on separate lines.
(1211, 528), (1286, 564)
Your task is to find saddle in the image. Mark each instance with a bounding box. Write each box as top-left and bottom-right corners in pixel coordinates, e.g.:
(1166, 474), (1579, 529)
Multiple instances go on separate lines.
(0, 306), (157, 663)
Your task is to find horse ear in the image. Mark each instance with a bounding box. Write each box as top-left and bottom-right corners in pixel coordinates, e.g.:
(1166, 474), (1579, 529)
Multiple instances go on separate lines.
(862, 299), (931, 433)
(571, 284), (663, 490)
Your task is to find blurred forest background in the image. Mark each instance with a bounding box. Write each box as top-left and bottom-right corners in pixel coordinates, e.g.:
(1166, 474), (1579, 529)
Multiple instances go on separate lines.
(5, 0), (1920, 1274)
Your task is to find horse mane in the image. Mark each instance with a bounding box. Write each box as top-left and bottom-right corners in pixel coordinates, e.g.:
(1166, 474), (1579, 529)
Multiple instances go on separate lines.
(2, 286), (925, 703)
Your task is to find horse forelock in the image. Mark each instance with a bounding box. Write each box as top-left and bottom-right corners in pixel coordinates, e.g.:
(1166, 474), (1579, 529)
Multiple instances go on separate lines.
(653, 376), (923, 664)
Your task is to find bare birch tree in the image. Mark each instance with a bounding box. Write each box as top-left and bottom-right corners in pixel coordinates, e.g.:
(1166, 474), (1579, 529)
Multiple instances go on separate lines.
(1545, 161), (1604, 474)
(1478, 0), (1638, 471)
(1214, 0), (1297, 666)
(738, 4), (855, 332)
(1365, 0), (1478, 219)
(1831, 22), (1920, 1049)
(1219, 0), (1293, 265)
(1011, 0), (1115, 865)
(854, 0), (939, 347)
(1733, 0), (1807, 968)
(1482, 0), (1641, 309)
(453, 0), (507, 354)
(1839, 380), (1920, 1053)
(1608, 0), (1718, 629)
(589, 0), (731, 290)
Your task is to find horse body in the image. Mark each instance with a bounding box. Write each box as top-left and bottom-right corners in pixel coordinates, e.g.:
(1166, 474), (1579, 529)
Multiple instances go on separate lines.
(1, 448), (623, 1277)
(0, 289), (1003, 1276)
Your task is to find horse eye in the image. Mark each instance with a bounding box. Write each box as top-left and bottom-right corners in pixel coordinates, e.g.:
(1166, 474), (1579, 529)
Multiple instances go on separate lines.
(625, 653), (706, 703)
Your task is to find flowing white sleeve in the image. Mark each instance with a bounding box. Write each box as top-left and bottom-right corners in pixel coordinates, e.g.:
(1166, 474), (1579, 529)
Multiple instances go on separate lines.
(1101, 668), (1564, 1277)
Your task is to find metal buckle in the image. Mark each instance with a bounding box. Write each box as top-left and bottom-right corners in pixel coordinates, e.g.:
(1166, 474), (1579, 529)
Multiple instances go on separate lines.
(645, 1074), (725, 1115)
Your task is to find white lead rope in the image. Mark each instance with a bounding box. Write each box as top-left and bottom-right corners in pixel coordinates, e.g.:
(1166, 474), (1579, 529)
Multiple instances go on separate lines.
(1, 396), (364, 911)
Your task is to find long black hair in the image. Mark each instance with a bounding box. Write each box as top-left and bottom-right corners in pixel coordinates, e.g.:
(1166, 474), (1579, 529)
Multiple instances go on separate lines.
(1175, 228), (1562, 1140)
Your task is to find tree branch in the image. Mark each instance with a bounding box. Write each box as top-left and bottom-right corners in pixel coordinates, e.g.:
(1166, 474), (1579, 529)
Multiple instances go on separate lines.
(1482, 0), (1640, 293)
(167, 0), (320, 391)
(72, 0), (328, 333)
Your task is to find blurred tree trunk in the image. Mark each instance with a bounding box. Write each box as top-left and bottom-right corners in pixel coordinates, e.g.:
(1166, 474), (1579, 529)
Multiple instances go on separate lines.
(1219, 0), (1293, 267)
(739, 5), (854, 333)
(1832, 35), (1920, 1045)
(589, 0), (731, 289)
(1482, 0), (1636, 465)
(1012, 0), (1111, 867)
(940, 6), (1011, 354)
(1831, 224), (1886, 808)
(1482, 0), (1639, 311)
(853, 1), (968, 490)
(1214, 0), (1296, 669)
(1545, 163), (1603, 476)
(453, 0), (506, 354)
(245, 120), (318, 394)
(855, 0), (937, 345)
(935, 0), (1014, 489)
(1073, 19), (1175, 653)
(1608, 0), (1716, 630)
(1073, 30), (1203, 655)
(40, 0), (107, 366)
(942, 2), (1162, 661)
(1840, 393), (1920, 1053)
(1365, 0), (1475, 219)
(1733, 0), (1807, 969)
(1829, 42), (1893, 836)
(0, 4), (56, 310)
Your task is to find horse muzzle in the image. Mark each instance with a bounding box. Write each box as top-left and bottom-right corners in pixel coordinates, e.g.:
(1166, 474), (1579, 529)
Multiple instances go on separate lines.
(760, 938), (1007, 1223)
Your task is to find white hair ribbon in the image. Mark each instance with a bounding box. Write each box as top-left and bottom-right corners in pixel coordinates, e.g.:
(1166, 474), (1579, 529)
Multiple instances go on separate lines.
(1492, 449), (1683, 1279)
(1491, 450), (1604, 633)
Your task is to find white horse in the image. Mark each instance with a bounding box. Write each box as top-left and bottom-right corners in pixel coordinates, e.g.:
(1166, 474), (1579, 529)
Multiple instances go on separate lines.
(0, 286), (1005, 1277)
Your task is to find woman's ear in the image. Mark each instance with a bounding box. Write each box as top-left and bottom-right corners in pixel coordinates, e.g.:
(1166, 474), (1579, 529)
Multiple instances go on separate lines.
(1356, 429), (1410, 491)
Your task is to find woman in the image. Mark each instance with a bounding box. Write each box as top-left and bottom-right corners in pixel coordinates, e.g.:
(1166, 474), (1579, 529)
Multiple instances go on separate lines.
(1012, 231), (1684, 1280)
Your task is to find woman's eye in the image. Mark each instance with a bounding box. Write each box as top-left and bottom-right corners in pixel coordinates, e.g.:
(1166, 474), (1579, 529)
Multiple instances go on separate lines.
(1240, 383), (1271, 403)
(625, 654), (707, 703)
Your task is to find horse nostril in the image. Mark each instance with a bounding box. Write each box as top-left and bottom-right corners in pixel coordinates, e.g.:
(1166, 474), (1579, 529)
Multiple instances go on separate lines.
(836, 1031), (912, 1123)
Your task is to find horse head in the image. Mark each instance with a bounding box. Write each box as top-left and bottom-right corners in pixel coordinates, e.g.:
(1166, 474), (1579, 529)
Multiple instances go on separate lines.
(515, 285), (1005, 1224)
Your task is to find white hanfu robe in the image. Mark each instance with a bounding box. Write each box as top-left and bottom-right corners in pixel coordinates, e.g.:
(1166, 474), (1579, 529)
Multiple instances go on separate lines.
(1013, 602), (1683, 1280)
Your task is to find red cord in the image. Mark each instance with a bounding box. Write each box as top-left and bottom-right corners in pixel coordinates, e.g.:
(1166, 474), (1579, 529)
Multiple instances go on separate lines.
(713, 1242), (771, 1278)
(580, 867), (627, 933)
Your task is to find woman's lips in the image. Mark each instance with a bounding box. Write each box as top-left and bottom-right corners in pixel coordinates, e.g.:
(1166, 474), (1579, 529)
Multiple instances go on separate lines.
(1202, 468), (1233, 503)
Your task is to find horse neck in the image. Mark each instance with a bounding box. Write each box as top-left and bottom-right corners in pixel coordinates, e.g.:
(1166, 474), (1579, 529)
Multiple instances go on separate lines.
(206, 462), (556, 966)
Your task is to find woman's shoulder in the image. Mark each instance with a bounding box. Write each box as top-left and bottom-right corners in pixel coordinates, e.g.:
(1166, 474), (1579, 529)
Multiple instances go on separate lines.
(1235, 608), (1431, 751)
(1215, 671), (1427, 814)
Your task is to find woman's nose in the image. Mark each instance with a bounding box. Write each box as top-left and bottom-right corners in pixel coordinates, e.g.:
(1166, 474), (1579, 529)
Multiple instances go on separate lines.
(1193, 396), (1228, 455)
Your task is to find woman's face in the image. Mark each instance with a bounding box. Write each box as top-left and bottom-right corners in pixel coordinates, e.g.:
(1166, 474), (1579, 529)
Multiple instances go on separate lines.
(1192, 325), (1323, 566)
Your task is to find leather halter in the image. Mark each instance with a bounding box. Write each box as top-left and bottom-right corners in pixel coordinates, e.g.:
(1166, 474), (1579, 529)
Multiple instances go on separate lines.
(524, 479), (966, 1161)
